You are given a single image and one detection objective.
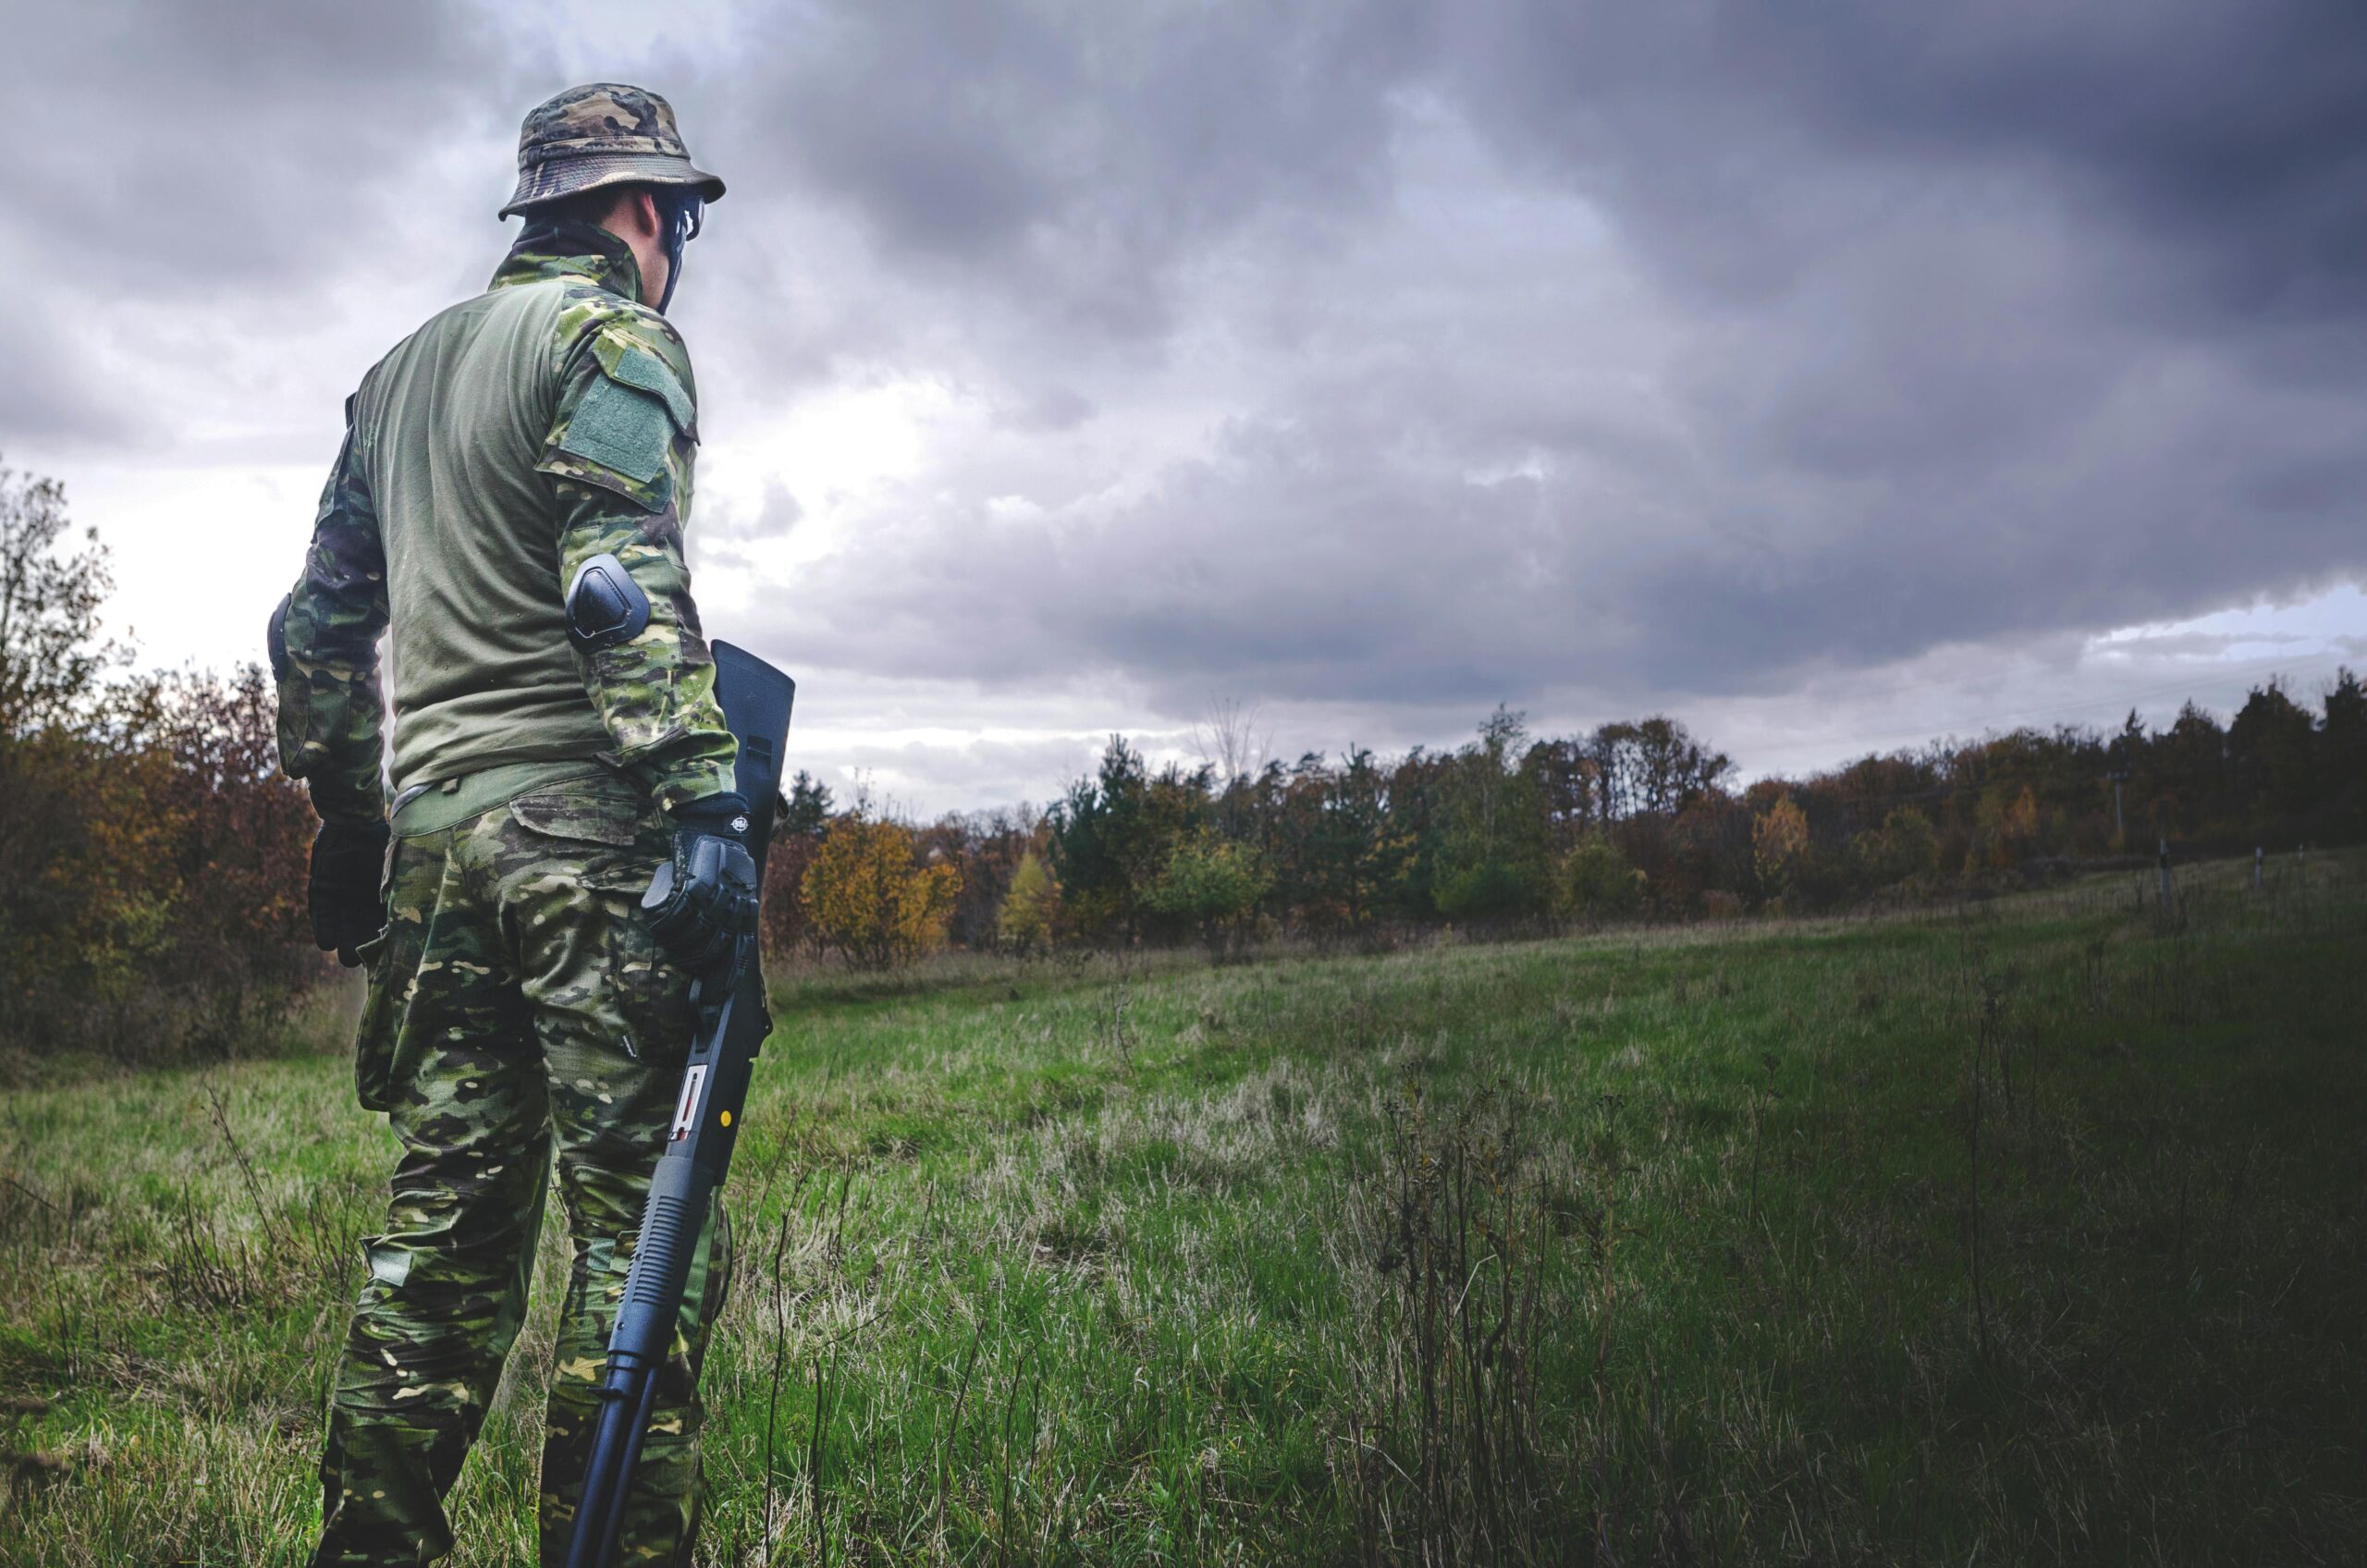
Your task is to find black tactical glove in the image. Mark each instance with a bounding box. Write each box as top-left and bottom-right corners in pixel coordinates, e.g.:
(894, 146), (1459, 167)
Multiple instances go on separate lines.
(642, 791), (759, 981)
(310, 816), (390, 967)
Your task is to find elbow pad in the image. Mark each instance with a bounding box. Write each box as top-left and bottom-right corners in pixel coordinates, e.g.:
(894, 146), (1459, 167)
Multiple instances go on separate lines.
(565, 553), (651, 652)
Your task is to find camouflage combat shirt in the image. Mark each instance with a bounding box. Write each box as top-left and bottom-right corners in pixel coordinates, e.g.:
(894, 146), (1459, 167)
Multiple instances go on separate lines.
(274, 219), (736, 820)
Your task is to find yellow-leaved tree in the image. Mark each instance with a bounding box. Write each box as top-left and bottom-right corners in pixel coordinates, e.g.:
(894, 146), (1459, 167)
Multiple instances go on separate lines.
(800, 811), (962, 970)
(1751, 793), (1809, 903)
(997, 851), (1059, 954)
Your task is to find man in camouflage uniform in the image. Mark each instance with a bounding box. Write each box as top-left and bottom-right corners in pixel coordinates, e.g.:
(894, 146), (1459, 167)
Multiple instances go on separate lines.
(271, 85), (753, 1567)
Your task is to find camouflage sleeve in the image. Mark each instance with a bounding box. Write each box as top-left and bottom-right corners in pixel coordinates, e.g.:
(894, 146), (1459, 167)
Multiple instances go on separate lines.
(538, 301), (736, 813)
(272, 406), (387, 822)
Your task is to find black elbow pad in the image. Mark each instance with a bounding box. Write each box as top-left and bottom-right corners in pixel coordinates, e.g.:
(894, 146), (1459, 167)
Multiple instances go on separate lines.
(266, 594), (292, 681)
(566, 553), (651, 652)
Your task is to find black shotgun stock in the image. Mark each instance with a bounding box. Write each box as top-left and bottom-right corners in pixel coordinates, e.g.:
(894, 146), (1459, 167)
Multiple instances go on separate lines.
(565, 641), (795, 1568)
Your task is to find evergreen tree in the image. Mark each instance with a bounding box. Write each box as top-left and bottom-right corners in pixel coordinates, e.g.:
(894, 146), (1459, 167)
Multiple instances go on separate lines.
(2228, 680), (2318, 829)
(780, 769), (835, 838)
(1432, 707), (1552, 921)
(2323, 668), (2366, 823)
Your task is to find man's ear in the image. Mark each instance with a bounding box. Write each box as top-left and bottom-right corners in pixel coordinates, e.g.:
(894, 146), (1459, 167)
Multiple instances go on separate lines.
(628, 190), (662, 242)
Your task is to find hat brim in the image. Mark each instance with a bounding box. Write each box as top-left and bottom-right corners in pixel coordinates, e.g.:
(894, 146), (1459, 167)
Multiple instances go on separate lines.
(500, 152), (725, 219)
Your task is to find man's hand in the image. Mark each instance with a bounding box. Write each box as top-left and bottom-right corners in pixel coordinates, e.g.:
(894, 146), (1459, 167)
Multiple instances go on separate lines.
(310, 817), (390, 966)
(643, 792), (759, 980)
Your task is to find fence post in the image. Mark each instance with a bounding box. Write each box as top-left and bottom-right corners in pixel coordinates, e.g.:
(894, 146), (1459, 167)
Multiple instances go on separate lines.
(2254, 846), (2263, 891)
(2157, 838), (2173, 914)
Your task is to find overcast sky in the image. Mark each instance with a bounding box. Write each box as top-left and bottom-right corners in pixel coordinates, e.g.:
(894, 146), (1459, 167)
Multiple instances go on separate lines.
(6, 0), (2363, 815)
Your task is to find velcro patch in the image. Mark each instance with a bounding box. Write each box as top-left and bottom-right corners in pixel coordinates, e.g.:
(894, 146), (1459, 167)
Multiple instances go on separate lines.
(596, 338), (696, 433)
(557, 375), (673, 484)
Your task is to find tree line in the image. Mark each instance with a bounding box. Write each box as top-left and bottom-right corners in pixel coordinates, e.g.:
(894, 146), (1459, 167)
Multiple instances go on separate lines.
(4, 458), (2361, 1055)
(778, 671), (2361, 965)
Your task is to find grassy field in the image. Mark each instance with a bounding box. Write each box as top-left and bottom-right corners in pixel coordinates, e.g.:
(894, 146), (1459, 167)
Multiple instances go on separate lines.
(1, 853), (2361, 1565)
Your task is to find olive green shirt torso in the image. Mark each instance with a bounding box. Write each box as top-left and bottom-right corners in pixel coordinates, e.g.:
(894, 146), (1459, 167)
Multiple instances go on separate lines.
(353, 276), (609, 792)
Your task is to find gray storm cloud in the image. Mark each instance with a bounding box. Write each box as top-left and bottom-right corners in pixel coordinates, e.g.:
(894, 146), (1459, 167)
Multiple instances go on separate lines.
(700, 0), (2367, 713)
(6, 0), (2362, 777)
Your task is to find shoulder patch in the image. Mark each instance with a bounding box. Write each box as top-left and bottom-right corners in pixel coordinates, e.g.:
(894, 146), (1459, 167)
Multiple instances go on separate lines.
(542, 301), (697, 512)
(557, 376), (674, 485)
(595, 336), (696, 434)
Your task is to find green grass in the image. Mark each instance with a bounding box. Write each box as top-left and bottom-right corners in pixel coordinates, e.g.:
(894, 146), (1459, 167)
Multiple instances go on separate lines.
(2, 855), (2362, 1564)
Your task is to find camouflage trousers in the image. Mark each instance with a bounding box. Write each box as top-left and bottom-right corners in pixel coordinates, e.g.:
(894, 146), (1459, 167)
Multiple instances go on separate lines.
(314, 766), (730, 1568)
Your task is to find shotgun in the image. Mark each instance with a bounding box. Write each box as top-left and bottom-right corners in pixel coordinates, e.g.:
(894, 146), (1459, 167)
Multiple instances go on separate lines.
(565, 640), (796, 1568)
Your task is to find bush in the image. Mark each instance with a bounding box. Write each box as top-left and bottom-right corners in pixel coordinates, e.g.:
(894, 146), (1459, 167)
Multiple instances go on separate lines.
(1433, 858), (1550, 922)
(1556, 834), (1643, 925)
(759, 832), (817, 960)
(1143, 830), (1269, 954)
(1859, 805), (1940, 889)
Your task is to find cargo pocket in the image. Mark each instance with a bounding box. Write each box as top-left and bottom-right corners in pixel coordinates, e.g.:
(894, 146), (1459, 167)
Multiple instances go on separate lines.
(509, 783), (644, 849)
(583, 1233), (631, 1312)
(600, 882), (691, 1066)
(351, 839), (432, 1114)
(350, 928), (399, 1110)
(508, 779), (658, 919)
(507, 780), (684, 1063)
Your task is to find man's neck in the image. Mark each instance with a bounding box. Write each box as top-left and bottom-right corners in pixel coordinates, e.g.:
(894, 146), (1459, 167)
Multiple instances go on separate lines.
(489, 218), (645, 304)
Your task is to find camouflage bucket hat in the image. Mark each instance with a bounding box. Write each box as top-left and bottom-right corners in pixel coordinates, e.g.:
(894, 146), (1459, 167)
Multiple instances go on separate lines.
(499, 83), (725, 219)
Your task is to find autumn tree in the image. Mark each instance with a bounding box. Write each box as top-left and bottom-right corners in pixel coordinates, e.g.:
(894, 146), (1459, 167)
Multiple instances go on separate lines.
(137, 666), (315, 1047)
(1751, 793), (1809, 903)
(2, 463), (315, 1056)
(997, 851), (1059, 954)
(801, 809), (962, 970)
(1591, 716), (1732, 819)
(1971, 784), (2041, 868)
(1526, 736), (1606, 843)
(759, 770), (835, 960)
(1, 466), (134, 1047)
(929, 804), (1044, 949)
(1194, 698), (1269, 837)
